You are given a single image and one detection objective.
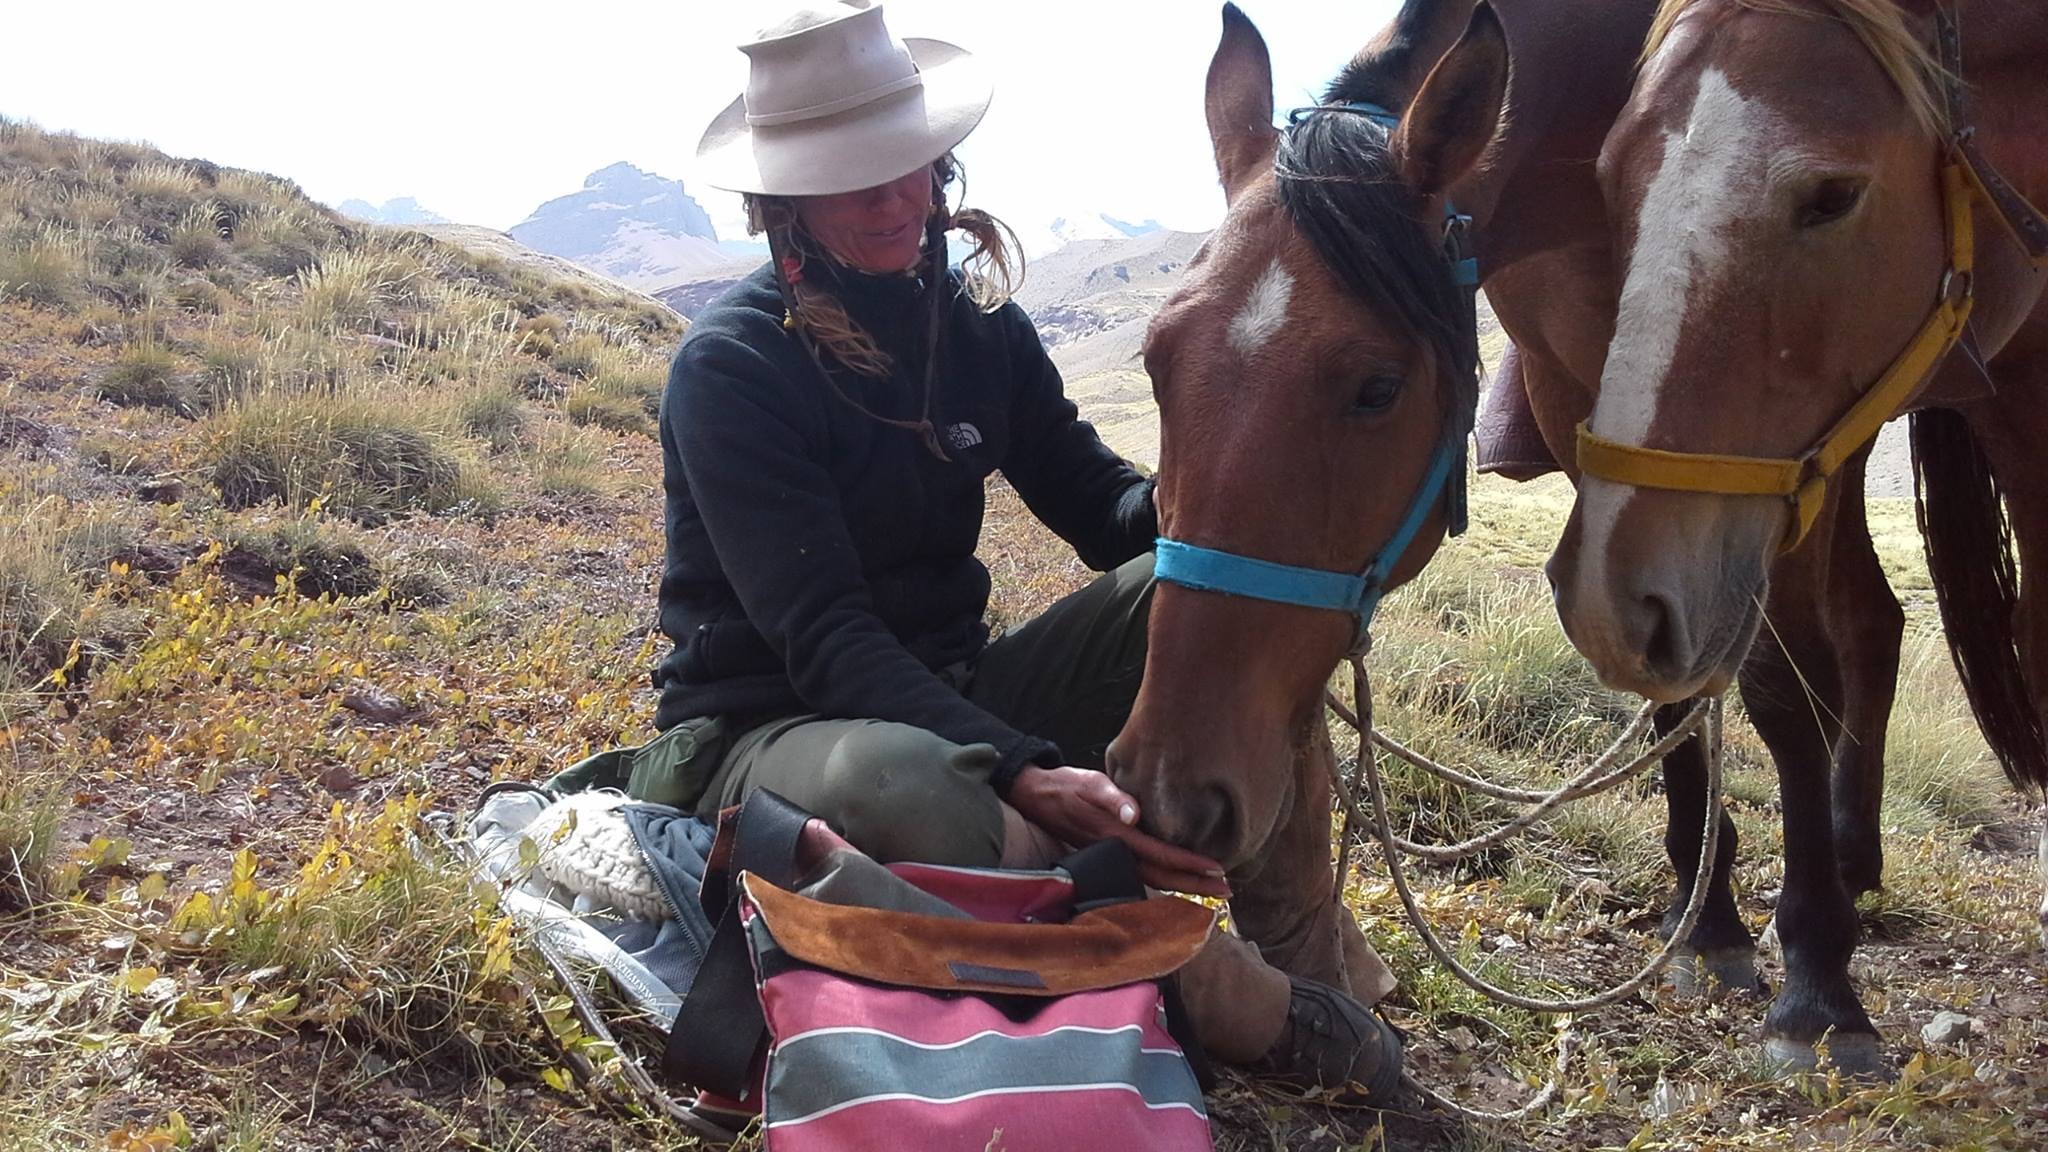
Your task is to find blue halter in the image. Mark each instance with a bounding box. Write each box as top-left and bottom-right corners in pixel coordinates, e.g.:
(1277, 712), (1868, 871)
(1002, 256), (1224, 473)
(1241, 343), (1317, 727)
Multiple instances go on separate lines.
(1152, 101), (1478, 648)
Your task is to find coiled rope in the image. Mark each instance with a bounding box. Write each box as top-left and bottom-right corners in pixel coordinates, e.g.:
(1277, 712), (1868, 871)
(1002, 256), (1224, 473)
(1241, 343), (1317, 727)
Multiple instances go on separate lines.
(1328, 653), (1726, 1122)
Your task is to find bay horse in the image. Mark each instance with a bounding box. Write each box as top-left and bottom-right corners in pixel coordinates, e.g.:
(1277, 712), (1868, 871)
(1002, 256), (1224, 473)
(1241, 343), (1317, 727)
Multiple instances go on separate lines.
(1550, 0), (2048, 1052)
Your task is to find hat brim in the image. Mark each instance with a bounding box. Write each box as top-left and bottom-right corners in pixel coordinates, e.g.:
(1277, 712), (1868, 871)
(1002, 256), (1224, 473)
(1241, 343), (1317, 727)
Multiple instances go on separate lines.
(695, 38), (993, 197)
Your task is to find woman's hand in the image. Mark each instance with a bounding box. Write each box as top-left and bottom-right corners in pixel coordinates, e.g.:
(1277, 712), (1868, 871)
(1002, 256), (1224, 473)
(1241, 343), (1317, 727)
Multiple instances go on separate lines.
(1007, 766), (1231, 898)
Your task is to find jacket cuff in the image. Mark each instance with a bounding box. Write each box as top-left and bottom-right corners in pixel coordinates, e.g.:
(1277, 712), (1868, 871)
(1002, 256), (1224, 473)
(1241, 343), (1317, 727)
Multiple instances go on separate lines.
(991, 736), (1063, 797)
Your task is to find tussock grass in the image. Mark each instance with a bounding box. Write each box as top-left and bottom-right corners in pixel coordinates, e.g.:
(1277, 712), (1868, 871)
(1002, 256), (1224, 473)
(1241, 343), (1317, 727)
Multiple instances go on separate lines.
(0, 497), (84, 715)
(222, 517), (380, 600)
(95, 339), (198, 414)
(564, 387), (652, 436)
(534, 426), (615, 499)
(295, 247), (407, 332)
(0, 224), (88, 307)
(203, 390), (477, 524)
(232, 204), (328, 278)
(0, 755), (68, 905)
(449, 379), (528, 452)
(124, 160), (202, 201)
(1882, 626), (2011, 837)
(169, 201), (225, 268)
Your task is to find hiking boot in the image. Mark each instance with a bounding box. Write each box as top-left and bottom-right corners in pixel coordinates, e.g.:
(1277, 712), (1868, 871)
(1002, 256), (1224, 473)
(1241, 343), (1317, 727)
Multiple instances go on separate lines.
(1253, 975), (1404, 1102)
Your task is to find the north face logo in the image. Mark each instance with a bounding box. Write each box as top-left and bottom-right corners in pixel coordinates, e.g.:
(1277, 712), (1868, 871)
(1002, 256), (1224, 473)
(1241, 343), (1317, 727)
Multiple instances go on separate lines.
(943, 422), (983, 450)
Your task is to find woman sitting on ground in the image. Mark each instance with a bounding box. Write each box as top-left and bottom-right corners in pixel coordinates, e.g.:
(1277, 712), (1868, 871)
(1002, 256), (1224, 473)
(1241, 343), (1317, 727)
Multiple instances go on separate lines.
(651, 0), (1401, 1098)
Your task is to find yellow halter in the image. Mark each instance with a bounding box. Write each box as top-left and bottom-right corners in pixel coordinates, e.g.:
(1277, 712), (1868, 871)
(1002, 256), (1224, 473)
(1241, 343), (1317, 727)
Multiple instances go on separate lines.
(1575, 160), (1977, 553)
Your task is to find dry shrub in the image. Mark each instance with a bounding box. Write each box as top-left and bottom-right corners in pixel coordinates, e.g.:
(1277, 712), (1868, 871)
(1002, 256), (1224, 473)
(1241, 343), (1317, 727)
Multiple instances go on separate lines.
(95, 341), (199, 415)
(203, 390), (474, 524)
(564, 387), (651, 437)
(534, 425), (615, 499)
(0, 225), (87, 308)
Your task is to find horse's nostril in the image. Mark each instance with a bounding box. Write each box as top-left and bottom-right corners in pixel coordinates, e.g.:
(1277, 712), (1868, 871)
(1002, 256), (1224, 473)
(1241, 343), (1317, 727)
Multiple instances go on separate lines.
(1639, 590), (1687, 679)
(1182, 786), (1239, 863)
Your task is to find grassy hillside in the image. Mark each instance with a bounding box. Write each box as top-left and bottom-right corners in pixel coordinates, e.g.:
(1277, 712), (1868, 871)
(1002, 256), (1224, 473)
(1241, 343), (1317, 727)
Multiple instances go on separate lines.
(0, 117), (2041, 1151)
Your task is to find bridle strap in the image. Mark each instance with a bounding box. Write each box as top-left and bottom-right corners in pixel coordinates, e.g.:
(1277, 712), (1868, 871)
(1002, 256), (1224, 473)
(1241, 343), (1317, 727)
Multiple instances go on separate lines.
(1938, 8), (2048, 266)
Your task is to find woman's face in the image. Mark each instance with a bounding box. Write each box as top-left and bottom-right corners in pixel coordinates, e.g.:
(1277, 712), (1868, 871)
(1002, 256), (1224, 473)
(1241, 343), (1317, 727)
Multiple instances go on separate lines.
(792, 165), (934, 273)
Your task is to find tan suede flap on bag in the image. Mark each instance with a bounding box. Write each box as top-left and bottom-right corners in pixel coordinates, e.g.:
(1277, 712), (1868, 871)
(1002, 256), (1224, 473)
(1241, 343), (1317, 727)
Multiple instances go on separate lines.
(739, 873), (1217, 996)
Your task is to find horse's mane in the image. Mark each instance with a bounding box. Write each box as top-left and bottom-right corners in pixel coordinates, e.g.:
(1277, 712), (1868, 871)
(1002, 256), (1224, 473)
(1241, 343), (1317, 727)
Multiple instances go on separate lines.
(1324, 0), (1441, 113)
(1644, 0), (1948, 136)
(1263, 2), (1482, 423)
(1272, 110), (1479, 425)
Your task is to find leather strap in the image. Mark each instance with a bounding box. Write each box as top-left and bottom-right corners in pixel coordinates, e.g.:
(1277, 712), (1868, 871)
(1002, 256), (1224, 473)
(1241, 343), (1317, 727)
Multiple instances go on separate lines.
(663, 788), (814, 1102)
(1937, 7), (2048, 265)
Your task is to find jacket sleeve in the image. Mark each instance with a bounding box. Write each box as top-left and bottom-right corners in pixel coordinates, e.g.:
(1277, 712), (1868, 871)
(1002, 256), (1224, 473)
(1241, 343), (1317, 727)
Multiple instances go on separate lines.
(995, 304), (1159, 569)
(667, 331), (1062, 792)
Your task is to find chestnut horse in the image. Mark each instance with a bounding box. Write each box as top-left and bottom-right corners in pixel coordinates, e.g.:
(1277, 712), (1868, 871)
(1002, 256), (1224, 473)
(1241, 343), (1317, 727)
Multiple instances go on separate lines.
(1116, 0), (2016, 1075)
(1103, 3), (1498, 996)
(1553, 0), (2048, 1053)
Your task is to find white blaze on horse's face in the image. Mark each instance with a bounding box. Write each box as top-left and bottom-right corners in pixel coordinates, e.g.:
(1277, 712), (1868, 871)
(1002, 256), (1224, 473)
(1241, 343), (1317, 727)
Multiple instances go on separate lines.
(1592, 68), (1778, 447)
(1575, 68), (1783, 616)
(1226, 258), (1295, 360)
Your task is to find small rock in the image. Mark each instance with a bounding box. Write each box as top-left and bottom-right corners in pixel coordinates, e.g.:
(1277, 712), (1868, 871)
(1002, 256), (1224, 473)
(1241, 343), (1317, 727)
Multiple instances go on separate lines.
(1922, 1011), (1976, 1045)
(341, 688), (413, 725)
(136, 478), (185, 505)
(1645, 1077), (1705, 1121)
(101, 933), (137, 955)
(317, 764), (364, 796)
(1443, 1026), (1480, 1052)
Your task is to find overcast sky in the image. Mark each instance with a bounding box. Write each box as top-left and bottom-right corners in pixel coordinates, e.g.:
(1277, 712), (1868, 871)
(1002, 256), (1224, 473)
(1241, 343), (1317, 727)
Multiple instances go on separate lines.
(2, 1), (1401, 244)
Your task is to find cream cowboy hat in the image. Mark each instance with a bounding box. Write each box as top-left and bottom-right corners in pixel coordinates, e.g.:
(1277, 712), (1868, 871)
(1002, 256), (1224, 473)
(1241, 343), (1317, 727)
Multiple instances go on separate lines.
(695, 1), (993, 197)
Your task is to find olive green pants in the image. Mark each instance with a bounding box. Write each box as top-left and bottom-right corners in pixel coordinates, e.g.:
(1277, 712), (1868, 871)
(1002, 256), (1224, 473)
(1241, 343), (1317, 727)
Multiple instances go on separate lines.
(643, 550), (1398, 1046)
(690, 553), (1156, 866)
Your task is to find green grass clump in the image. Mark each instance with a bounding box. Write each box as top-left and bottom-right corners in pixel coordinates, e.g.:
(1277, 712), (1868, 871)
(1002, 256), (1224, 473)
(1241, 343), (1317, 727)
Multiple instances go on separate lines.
(203, 391), (473, 524)
(534, 426), (614, 499)
(450, 380), (527, 453)
(0, 225), (87, 307)
(0, 502), (85, 718)
(169, 203), (225, 268)
(222, 517), (381, 600)
(95, 341), (198, 415)
(295, 248), (404, 332)
(563, 387), (651, 437)
(0, 757), (68, 905)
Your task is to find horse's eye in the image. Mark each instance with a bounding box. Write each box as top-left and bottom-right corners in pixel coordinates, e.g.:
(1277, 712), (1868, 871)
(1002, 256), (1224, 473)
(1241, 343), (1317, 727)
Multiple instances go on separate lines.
(1354, 373), (1405, 413)
(1797, 177), (1866, 228)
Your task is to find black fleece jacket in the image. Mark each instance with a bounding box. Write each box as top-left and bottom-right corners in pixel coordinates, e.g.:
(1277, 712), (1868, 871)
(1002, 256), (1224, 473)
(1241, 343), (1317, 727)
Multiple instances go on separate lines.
(653, 259), (1157, 791)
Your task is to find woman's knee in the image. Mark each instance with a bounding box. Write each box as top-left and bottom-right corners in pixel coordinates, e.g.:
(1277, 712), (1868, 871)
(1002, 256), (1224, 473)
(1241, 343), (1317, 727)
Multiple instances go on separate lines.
(813, 722), (1004, 866)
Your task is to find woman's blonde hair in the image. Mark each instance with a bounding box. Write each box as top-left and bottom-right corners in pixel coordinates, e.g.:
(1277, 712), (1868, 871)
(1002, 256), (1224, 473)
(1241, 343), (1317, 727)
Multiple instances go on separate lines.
(745, 152), (1023, 379)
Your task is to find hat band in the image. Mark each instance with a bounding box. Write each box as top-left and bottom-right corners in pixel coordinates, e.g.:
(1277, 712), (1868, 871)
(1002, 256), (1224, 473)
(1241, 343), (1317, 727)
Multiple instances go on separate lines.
(746, 69), (924, 128)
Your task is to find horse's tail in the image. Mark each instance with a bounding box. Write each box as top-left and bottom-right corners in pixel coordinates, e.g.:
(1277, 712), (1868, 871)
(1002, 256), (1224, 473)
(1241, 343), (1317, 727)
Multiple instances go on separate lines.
(1911, 407), (2048, 797)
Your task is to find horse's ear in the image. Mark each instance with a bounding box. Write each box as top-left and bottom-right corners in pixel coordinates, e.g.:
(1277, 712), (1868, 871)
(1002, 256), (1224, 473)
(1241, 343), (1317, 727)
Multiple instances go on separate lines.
(1206, 3), (1279, 204)
(1392, 1), (1509, 196)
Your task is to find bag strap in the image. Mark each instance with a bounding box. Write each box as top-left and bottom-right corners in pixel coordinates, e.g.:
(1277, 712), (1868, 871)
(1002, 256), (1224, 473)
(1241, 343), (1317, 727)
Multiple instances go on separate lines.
(664, 788), (813, 1102)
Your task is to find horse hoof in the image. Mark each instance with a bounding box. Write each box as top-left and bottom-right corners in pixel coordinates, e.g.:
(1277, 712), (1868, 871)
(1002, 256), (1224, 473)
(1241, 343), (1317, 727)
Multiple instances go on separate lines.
(1764, 1032), (1888, 1078)
(1665, 946), (1763, 997)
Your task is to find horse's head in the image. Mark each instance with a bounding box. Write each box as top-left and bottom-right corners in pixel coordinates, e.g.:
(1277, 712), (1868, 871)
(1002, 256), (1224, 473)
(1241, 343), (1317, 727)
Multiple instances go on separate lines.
(1551, 0), (1954, 701)
(1106, 3), (1506, 869)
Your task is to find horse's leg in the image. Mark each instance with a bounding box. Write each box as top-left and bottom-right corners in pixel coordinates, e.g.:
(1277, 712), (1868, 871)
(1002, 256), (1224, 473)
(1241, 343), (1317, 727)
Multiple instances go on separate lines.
(1743, 526), (1884, 1074)
(1226, 716), (1393, 1003)
(1825, 452), (1904, 899)
(1655, 701), (1759, 993)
